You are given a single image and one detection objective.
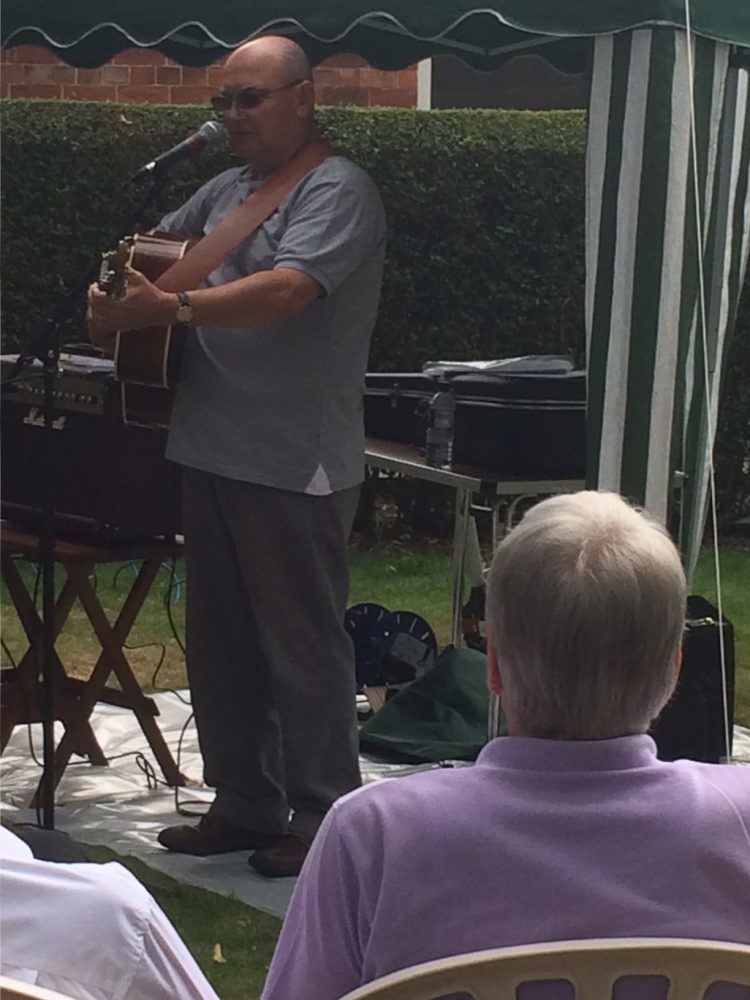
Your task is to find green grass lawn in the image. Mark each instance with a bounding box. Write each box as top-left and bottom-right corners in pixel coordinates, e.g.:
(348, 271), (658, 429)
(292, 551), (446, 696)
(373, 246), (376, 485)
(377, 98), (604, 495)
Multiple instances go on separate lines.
(2, 541), (746, 717)
(1, 540), (748, 1000)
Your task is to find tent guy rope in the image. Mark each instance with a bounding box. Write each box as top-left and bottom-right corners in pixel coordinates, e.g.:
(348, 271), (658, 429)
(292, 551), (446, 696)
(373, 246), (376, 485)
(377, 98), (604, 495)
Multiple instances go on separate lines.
(683, 0), (732, 761)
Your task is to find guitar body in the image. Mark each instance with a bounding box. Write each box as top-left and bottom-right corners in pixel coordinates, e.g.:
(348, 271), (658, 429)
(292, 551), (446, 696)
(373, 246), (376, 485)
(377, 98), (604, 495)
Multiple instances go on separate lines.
(100, 231), (195, 429)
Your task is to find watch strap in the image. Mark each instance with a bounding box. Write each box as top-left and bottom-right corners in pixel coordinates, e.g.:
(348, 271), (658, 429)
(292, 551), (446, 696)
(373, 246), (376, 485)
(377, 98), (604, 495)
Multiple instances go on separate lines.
(175, 290), (194, 324)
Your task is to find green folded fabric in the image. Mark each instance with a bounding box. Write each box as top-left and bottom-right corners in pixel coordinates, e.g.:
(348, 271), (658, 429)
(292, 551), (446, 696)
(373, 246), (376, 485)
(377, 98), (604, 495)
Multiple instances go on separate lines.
(359, 645), (500, 763)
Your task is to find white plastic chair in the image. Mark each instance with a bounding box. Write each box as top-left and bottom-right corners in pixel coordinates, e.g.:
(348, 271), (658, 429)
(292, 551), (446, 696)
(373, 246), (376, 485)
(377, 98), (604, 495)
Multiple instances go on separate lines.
(0, 977), (78, 1000)
(339, 938), (750, 1000)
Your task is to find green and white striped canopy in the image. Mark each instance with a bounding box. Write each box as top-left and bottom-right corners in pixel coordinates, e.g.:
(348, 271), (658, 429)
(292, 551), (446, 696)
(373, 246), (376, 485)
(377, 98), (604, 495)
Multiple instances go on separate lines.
(586, 28), (749, 575)
(3, 2), (749, 578)
(2, 1), (749, 69)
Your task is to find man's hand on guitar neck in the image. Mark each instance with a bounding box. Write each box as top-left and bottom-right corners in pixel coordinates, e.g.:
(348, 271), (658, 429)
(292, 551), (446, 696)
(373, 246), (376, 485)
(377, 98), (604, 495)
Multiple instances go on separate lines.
(87, 266), (175, 353)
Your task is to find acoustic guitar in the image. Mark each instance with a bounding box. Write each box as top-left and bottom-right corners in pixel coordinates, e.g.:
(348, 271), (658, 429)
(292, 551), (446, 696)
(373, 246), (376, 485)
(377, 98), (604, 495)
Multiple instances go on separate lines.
(98, 231), (195, 429)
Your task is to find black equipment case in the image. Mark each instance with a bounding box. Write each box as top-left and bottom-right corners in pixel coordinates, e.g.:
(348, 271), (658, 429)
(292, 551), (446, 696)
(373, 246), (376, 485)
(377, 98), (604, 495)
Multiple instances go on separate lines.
(651, 595), (735, 764)
(1, 353), (181, 541)
(364, 358), (586, 478)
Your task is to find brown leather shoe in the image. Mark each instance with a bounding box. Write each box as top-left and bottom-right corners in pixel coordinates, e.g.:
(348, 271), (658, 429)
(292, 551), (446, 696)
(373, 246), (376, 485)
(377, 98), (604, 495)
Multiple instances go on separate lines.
(248, 833), (311, 878)
(158, 812), (278, 856)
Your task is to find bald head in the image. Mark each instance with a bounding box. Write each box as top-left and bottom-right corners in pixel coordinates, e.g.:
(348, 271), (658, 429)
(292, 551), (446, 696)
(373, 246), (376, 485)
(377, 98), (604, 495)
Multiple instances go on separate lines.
(226, 36), (312, 85)
(219, 34), (317, 174)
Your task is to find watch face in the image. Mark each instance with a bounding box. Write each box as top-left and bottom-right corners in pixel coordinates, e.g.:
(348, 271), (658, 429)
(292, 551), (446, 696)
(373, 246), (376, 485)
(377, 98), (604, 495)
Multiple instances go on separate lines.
(176, 304), (193, 323)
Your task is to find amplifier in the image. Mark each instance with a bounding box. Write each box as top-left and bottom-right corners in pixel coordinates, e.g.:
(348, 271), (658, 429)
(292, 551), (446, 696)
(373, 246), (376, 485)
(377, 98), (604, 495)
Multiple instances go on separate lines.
(1, 353), (181, 540)
(651, 595), (735, 763)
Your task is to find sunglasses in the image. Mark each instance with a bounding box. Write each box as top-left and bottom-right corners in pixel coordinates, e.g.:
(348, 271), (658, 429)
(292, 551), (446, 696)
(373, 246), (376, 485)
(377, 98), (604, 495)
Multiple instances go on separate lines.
(210, 80), (303, 114)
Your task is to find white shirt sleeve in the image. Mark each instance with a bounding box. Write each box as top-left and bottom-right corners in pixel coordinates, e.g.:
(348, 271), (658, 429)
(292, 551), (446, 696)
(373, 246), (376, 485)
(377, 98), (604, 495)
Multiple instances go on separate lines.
(0, 825), (34, 860)
(0, 829), (219, 1000)
(125, 896), (220, 1000)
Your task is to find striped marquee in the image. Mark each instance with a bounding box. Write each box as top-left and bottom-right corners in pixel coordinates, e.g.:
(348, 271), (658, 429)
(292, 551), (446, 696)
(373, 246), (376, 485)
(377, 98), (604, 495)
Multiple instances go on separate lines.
(586, 29), (750, 576)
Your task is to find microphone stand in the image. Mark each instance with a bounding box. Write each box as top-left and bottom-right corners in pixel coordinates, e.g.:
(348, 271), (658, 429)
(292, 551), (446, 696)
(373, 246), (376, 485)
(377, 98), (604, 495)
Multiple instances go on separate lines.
(9, 169), (172, 829)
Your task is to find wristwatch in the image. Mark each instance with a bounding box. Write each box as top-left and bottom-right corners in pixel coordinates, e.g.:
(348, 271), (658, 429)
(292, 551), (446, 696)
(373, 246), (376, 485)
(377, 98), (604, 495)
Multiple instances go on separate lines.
(175, 291), (194, 324)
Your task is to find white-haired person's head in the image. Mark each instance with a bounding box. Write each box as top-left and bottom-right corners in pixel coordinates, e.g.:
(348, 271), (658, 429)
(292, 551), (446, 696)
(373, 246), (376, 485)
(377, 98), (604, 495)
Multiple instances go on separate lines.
(486, 490), (687, 740)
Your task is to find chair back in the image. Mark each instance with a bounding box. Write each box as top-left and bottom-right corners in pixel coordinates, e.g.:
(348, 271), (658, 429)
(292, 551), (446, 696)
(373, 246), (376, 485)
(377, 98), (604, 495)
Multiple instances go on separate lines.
(338, 937), (750, 1000)
(0, 976), (78, 1000)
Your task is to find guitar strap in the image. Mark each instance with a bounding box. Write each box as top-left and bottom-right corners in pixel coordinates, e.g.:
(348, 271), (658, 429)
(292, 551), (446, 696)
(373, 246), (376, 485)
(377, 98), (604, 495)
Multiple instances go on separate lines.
(154, 135), (333, 294)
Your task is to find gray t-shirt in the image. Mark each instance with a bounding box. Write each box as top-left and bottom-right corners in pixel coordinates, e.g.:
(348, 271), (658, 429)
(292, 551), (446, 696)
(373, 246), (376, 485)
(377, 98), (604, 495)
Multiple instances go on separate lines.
(159, 155), (386, 494)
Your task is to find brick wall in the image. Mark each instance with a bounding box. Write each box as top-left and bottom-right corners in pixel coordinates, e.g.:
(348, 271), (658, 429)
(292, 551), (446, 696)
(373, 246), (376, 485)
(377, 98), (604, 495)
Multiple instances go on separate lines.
(0, 46), (417, 107)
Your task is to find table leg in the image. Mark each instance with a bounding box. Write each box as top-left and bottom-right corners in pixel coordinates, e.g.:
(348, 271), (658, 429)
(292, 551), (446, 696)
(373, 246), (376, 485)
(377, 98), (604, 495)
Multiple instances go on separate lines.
(2, 556), (78, 654)
(488, 693), (501, 741)
(63, 559), (184, 788)
(1, 557), (106, 763)
(451, 487), (472, 647)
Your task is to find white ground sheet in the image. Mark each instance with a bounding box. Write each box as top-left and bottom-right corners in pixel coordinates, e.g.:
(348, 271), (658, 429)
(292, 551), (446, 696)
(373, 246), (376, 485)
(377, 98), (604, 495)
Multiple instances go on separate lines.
(2, 692), (749, 919)
(0, 692), (457, 917)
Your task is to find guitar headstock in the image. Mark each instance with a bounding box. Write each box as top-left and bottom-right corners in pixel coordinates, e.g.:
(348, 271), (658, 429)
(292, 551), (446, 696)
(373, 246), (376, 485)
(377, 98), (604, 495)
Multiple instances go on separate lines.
(98, 238), (133, 299)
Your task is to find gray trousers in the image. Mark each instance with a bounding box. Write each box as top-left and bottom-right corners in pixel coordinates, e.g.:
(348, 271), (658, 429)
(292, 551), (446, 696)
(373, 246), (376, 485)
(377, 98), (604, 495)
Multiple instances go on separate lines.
(182, 467), (362, 838)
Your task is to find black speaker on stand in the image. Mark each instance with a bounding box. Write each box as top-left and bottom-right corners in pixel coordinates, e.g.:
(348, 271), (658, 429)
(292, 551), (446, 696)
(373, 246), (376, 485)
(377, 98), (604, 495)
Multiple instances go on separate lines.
(651, 595), (735, 763)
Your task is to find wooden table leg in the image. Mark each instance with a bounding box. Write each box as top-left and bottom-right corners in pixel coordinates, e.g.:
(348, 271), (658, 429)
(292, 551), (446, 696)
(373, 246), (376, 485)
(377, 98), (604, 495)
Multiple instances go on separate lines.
(59, 559), (184, 788)
(2, 533), (186, 805)
(1, 556), (107, 763)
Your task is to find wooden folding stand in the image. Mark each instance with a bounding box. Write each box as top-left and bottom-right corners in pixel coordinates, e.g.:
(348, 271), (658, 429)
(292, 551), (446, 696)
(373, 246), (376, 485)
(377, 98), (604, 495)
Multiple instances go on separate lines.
(1, 525), (185, 805)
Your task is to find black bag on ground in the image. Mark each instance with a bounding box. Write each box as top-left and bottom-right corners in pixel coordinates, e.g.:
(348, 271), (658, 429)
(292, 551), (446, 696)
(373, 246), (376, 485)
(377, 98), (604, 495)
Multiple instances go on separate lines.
(358, 645), (491, 763)
(651, 595), (735, 763)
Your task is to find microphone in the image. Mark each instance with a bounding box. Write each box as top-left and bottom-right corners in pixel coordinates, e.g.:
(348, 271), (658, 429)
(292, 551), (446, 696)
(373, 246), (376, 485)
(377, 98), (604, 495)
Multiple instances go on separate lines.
(131, 121), (227, 182)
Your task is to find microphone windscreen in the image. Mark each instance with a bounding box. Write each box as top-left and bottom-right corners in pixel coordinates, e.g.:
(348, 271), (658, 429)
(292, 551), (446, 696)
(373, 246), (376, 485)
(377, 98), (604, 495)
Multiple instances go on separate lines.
(196, 120), (227, 144)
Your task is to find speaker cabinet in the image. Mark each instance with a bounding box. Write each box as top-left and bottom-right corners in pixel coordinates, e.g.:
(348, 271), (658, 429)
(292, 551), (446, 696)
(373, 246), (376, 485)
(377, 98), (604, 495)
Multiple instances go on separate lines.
(651, 595), (735, 763)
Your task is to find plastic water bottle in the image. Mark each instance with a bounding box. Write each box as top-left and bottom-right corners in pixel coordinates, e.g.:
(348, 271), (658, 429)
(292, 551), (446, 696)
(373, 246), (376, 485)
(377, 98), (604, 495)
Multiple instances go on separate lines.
(425, 385), (455, 469)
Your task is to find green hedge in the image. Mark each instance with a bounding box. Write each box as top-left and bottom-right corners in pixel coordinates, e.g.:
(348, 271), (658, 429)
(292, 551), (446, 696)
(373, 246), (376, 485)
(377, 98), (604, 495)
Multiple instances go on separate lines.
(1, 100), (747, 518)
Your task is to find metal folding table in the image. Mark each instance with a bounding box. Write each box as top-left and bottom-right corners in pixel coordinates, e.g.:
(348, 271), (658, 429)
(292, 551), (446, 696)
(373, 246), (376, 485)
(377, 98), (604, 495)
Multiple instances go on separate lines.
(364, 438), (584, 647)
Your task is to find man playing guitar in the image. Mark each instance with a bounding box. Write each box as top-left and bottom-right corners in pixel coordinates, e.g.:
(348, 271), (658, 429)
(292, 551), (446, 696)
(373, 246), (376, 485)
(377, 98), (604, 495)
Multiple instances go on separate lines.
(88, 34), (387, 878)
